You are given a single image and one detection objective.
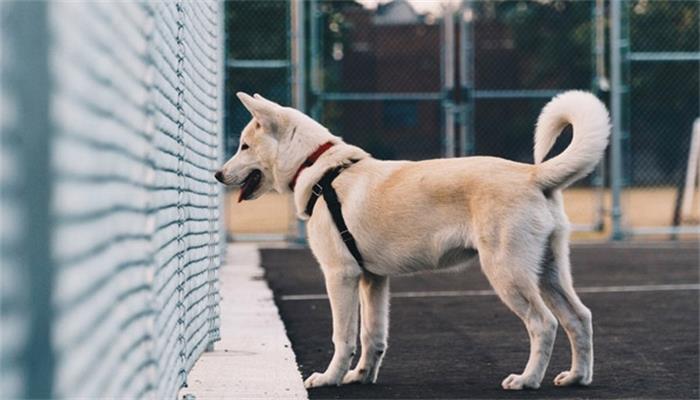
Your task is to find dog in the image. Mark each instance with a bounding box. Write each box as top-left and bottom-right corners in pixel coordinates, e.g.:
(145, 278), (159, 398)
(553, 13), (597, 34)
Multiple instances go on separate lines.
(216, 91), (610, 390)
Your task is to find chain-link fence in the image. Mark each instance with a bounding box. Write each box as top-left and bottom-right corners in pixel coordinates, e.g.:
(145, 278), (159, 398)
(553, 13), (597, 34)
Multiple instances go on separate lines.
(224, 0), (291, 158)
(464, 0), (608, 233)
(222, 1), (298, 239)
(616, 0), (699, 236)
(220, 0), (698, 240)
(309, 0), (606, 233)
(0, 1), (223, 398)
(311, 0), (444, 160)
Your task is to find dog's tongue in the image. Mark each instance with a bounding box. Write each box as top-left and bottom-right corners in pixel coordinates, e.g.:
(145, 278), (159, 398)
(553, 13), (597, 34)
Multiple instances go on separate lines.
(238, 170), (261, 203)
(238, 179), (251, 203)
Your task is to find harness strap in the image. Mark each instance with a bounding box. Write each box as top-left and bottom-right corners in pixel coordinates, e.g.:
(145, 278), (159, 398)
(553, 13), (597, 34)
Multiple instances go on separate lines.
(305, 166), (365, 269)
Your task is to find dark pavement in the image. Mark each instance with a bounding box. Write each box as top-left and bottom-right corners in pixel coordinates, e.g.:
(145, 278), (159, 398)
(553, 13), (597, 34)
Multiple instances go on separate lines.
(261, 242), (699, 399)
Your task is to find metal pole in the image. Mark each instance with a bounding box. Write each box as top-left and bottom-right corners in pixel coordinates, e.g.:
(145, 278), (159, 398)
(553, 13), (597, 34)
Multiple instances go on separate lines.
(609, 0), (624, 240)
(442, 4), (456, 158)
(594, 0), (609, 93)
(290, 0), (307, 242)
(591, 0), (607, 232)
(458, 0), (474, 157)
(291, 0), (306, 111)
(680, 119), (700, 221)
(208, 0), (227, 352)
(309, 0), (322, 120)
(5, 1), (55, 396)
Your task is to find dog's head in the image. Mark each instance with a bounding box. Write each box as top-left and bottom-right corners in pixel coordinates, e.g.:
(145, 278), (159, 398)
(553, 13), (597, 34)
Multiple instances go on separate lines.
(215, 92), (329, 201)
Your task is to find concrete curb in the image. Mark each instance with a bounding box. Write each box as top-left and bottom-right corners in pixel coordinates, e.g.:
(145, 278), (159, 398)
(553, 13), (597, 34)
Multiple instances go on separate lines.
(181, 243), (307, 399)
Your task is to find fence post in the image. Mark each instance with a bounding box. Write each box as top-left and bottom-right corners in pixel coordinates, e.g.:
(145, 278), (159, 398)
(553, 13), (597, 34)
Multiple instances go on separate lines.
(208, 0), (226, 352)
(590, 0), (608, 232)
(309, 0), (322, 121)
(291, 0), (306, 112)
(458, 0), (475, 157)
(291, 0), (307, 242)
(442, 4), (456, 158)
(609, 0), (625, 240)
(5, 1), (55, 397)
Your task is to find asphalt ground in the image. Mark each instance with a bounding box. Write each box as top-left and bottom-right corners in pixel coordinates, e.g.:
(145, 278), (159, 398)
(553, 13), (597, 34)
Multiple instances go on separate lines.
(261, 242), (699, 399)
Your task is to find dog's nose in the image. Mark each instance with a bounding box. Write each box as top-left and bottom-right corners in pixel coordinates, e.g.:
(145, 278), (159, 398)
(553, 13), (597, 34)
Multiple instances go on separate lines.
(214, 170), (225, 183)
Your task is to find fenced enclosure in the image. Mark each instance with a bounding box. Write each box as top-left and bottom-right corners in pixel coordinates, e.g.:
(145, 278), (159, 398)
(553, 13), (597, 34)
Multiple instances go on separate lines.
(223, 0), (699, 240)
(224, 1), (291, 158)
(1, 1), (223, 398)
(611, 0), (699, 237)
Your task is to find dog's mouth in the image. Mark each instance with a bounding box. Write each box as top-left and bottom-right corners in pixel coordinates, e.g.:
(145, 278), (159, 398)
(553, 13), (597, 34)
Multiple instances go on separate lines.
(238, 169), (262, 203)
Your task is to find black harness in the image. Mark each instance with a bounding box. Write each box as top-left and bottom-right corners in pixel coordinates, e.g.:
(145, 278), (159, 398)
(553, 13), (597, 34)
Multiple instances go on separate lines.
(304, 165), (365, 268)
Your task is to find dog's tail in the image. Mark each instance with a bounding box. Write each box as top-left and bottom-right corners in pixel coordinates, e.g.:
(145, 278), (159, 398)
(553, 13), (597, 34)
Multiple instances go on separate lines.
(533, 90), (610, 191)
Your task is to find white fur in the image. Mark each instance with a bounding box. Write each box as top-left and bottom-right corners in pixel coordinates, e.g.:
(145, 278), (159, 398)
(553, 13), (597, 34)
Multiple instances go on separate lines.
(294, 144), (369, 219)
(534, 90), (611, 190)
(218, 91), (609, 391)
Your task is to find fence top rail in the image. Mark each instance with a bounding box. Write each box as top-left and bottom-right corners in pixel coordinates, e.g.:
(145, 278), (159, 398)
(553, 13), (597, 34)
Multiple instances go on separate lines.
(317, 89), (584, 102)
(226, 59), (290, 68)
(318, 92), (443, 101)
(627, 52), (700, 62)
(472, 89), (570, 99)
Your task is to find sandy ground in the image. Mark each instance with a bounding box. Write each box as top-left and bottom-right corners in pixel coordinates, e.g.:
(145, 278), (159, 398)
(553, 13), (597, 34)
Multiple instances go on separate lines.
(225, 187), (699, 241)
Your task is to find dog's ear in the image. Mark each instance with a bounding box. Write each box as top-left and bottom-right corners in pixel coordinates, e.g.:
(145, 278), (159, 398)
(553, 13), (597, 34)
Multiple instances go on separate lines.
(237, 92), (273, 117)
(237, 92), (282, 135)
(253, 93), (285, 110)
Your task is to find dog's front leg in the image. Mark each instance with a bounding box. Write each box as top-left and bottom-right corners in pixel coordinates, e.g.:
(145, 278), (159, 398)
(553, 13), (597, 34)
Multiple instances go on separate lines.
(304, 269), (360, 389)
(343, 272), (389, 384)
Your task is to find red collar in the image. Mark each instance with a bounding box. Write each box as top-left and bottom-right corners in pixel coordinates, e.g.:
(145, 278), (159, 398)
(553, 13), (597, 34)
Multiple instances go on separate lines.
(288, 141), (335, 191)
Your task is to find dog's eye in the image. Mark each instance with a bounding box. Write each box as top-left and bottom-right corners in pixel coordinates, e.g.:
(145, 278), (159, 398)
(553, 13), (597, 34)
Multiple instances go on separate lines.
(255, 121), (261, 129)
(241, 143), (249, 150)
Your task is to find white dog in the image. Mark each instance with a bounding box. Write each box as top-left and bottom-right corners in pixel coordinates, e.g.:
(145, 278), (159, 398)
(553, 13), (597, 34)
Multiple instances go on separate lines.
(216, 91), (610, 391)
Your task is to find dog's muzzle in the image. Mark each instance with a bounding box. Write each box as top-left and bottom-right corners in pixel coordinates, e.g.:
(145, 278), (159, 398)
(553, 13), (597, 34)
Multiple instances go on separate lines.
(214, 170), (224, 183)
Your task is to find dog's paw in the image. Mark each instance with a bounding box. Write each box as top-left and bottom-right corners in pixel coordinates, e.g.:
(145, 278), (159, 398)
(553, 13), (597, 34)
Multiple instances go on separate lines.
(501, 374), (540, 390)
(342, 368), (374, 384)
(304, 372), (342, 389)
(553, 370), (592, 387)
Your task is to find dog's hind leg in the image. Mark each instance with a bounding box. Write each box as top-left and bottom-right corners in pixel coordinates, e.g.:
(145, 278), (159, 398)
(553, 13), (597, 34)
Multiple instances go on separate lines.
(343, 272), (390, 384)
(480, 244), (558, 390)
(304, 267), (361, 389)
(539, 223), (593, 387)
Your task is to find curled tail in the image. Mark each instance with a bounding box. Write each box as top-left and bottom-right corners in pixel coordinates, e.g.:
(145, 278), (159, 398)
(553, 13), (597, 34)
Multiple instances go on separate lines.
(534, 90), (611, 190)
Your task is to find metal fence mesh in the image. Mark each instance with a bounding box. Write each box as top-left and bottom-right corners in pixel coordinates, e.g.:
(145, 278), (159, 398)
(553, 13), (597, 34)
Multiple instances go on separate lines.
(313, 0), (444, 160)
(621, 0), (699, 233)
(311, 1), (596, 161)
(468, 1), (593, 161)
(307, 0), (698, 237)
(0, 1), (222, 398)
(221, 0), (698, 239)
(309, 0), (605, 232)
(0, 4), (30, 398)
(224, 0), (290, 157)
